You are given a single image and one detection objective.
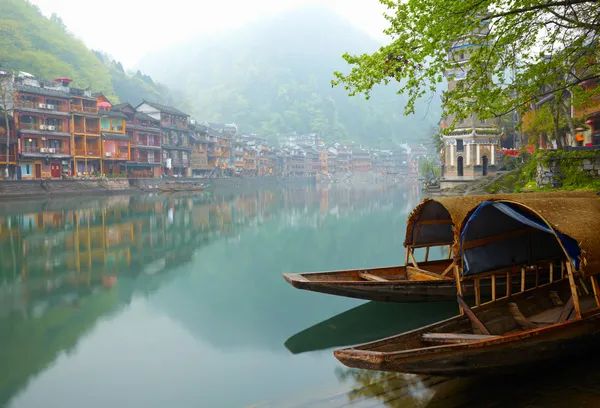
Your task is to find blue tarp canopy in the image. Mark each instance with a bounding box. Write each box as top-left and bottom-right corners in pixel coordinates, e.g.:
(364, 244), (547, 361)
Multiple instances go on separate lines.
(460, 201), (581, 276)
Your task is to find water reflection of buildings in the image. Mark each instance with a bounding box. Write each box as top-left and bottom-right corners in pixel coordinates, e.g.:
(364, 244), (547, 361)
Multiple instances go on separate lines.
(0, 191), (288, 406)
(0, 185), (420, 407)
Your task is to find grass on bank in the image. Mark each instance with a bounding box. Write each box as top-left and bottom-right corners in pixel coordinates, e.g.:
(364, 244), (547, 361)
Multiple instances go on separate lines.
(484, 149), (600, 194)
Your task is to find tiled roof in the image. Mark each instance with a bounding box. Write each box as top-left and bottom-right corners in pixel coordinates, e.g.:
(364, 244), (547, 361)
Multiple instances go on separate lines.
(98, 110), (128, 119)
(15, 84), (69, 99)
(101, 132), (130, 141)
(139, 100), (188, 117)
(134, 111), (159, 123)
(17, 129), (71, 138)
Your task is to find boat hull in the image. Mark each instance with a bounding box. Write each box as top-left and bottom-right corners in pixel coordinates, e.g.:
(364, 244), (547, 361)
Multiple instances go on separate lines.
(283, 268), (539, 303)
(334, 310), (600, 376)
(283, 273), (461, 302)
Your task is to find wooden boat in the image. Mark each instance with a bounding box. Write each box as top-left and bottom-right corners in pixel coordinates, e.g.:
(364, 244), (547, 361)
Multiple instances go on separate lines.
(283, 192), (591, 303)
(334, 194), (600, 376)
(159, 183), (210, 193)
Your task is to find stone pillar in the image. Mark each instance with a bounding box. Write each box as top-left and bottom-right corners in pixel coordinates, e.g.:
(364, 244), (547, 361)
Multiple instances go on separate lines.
(466, 142), (471, 165)
(476, 144), (481, 165)
(491, 143), (495, 165)
(450, 144), (454, 166)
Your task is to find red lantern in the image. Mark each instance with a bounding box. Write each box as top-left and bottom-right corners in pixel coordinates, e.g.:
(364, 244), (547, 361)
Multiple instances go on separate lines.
(586, 120), (594, 125)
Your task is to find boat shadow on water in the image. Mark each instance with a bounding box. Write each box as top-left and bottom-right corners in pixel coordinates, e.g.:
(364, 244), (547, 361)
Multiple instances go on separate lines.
(284, 301), (455, 355)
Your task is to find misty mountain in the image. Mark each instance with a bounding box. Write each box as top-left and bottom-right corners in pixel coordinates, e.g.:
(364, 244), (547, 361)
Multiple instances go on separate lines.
(0, 0), (188, 109)
(137, 6), (441, 144)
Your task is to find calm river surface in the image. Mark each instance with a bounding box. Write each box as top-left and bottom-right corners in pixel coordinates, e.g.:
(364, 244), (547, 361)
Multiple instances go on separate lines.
(1, 184), (599, 408)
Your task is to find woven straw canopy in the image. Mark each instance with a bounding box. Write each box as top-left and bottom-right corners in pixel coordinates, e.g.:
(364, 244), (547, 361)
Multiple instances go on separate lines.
(458, 193), (600, 276)
(404, 191), (598, 256)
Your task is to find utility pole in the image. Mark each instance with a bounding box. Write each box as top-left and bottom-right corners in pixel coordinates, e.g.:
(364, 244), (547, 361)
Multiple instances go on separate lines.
(0, 69), (14, 179)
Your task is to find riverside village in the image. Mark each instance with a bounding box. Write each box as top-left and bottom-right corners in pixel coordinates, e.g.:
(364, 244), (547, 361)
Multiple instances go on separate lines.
(1, 1), (600, 407)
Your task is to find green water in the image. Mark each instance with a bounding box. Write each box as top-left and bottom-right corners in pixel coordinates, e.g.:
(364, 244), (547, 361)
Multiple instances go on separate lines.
(1, 185), (596, 408)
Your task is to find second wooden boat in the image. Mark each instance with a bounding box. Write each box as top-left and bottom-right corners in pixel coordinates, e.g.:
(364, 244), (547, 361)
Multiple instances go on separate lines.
(334, 194), (600, 376)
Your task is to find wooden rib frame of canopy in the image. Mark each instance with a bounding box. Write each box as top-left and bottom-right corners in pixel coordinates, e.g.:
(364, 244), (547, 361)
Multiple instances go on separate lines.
(402, 192), (597, 282)
(454, 196), (600, 321)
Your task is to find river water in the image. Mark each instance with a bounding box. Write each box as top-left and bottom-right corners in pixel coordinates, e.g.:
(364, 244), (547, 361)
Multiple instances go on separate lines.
(1, 185), (598, 408)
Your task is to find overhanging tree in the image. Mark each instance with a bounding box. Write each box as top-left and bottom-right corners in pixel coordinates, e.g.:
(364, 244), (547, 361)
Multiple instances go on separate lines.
(332, 0), (600, 135)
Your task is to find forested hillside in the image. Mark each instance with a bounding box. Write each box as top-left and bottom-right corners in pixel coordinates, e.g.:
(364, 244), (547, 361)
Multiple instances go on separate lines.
(0, 0), (186, 109)
(137, 6), (442, 144)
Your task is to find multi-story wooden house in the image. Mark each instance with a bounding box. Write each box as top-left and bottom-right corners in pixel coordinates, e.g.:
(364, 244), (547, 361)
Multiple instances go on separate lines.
(336, 146), (352, 173)
(96, 93), (129, 175)
(112, 103), (162, 178)
(136, 101), (191, 177)
(69, 84), (101, 176)
(190, 123), (210, 176)
(13, 76), (72, 179)
(575, 77), (600, 146)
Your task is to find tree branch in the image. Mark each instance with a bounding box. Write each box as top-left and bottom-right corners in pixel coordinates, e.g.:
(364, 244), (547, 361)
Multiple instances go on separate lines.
(484, 0), (598, 21)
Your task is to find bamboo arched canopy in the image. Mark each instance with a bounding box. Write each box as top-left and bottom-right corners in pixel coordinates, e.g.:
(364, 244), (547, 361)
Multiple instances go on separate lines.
(458, 194), (600, 277)
(457, 193), (600, 319)
(404, 191), (597, 257)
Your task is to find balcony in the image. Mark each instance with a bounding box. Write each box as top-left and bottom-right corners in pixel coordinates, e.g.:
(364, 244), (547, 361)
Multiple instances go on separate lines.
(22, 146), (68, 155)
(0, 153), (17, 162)
(136, 139), (161, 148)
(71, 104), (98, 114)
(18, 100), (69, 113)
(19, 122), (68, 133)
(136, 154), (160, 164)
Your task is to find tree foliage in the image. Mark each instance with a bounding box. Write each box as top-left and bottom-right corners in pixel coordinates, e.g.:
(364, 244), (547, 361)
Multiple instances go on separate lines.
(0, 0), (189, 114)
(332, 0), (600, 130)
(0, 0), (117, 100)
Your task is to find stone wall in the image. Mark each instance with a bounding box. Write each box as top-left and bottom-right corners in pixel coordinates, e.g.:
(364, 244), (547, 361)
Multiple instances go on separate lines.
(0, 176), (316, 201)
(536, 154), (600, 188)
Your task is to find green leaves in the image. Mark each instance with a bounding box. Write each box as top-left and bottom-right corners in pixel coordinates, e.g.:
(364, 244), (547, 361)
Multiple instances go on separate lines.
(333, 0), (600, 128)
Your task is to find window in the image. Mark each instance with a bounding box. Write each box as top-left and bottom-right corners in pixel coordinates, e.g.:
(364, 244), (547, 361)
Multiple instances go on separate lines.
(48, 140), (62, 149)
(21, 164), (32, 176)
(456, 139), (464, 152)
(100, 118), (111, 130)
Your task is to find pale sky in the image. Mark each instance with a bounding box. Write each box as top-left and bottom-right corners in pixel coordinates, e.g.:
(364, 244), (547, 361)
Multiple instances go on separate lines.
(30, 0), (389, 69)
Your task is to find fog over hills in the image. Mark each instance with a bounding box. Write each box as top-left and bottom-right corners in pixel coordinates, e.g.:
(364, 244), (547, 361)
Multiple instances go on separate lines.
(137, 6), (441, 144)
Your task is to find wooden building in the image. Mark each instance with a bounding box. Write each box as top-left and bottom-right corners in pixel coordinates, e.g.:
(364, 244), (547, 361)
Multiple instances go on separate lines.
(136, 101), (191, 177)
(112, 103), (162, 178)
(351, 148), (371, 172)
(96, 93), (130, 176)
(190, 123), (210, 176)
(13, 76), (72, 179)
(69, 85), (101, 176)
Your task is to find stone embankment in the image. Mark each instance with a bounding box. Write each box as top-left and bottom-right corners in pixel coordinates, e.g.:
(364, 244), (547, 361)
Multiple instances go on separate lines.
(0, 176), (317, 201)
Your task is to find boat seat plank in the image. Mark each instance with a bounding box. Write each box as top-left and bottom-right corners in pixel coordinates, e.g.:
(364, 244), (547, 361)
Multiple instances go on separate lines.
(422, 333), (500, 344)
(358, 272), (388, 282)
(406, 266), (448, 281)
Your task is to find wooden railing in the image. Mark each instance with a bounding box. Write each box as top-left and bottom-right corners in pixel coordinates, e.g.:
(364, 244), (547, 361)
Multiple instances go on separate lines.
(21, 146), (67, 154)
(0, 153), (16, 162)
(19, 100), (69, 112)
